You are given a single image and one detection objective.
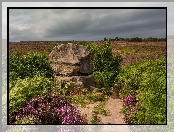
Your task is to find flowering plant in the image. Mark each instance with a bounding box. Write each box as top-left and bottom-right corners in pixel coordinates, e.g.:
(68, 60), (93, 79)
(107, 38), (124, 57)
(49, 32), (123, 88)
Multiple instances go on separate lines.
(9, 93), (85, 124)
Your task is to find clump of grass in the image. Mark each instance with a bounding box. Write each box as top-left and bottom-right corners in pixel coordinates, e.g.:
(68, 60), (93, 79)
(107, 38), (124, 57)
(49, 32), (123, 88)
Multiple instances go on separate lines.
(93, 101), (110, 116)
(90, 113), (101, 124)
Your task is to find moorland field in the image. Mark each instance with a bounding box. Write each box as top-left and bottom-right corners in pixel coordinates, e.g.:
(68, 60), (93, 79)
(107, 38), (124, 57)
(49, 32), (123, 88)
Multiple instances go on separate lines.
(7, 39), (167, 125)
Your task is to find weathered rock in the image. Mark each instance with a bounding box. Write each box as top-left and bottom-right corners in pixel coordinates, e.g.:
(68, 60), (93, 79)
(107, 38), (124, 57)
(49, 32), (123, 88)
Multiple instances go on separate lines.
(49, 43), (93, 76)
(56, 75), (95, 89)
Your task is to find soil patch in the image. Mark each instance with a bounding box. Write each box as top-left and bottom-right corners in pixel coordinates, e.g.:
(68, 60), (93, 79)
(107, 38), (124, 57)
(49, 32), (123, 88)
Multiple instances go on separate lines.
(77, 96), (126, 124)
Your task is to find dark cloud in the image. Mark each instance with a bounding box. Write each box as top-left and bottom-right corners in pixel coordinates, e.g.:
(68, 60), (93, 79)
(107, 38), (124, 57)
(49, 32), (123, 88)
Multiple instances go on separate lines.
(9, 8), (166, 41)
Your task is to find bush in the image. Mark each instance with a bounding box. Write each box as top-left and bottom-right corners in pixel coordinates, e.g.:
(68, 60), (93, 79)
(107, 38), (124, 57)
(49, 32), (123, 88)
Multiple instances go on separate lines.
(131, 72), (166, 124)
(9, 74), (52, 115)
(75, 41), (122, 72)
(74, 41), (122, 91)
(116, 56), (166, 124)
(115, 56), (166, 98)
(9, 93), (85, 124)
(9, 51), (54, 80)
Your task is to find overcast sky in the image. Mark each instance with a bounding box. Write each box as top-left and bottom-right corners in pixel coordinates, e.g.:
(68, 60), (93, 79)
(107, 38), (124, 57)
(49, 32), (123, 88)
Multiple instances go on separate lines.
(2, 2), (174, 42)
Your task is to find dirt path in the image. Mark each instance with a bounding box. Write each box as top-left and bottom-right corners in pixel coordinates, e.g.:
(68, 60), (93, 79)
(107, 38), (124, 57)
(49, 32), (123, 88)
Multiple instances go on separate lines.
(100, 97), (126, 124)
(77, 97), (126, 124)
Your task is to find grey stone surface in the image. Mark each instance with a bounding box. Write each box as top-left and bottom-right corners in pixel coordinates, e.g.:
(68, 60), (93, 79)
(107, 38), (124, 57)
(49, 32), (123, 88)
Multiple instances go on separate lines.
(49, 43), (93, 76)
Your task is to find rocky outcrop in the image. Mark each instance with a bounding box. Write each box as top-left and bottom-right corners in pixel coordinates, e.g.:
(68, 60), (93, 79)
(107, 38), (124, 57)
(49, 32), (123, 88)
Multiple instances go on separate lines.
(49, 43), (94, 89)
(49, 43), (93, 76)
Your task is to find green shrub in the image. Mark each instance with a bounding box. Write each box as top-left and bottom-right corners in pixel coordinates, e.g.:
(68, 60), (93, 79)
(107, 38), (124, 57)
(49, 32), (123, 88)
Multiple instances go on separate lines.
(116, 56), (166, 124)
(131, 73), (166, 124)
(93, 71), (115, 95)
(115, 56), (166, 97)
(9, 74), (52, 114)
(9, 51), (53, 80)
(75, 41), (122, 72)
(74, 41), (122, 91)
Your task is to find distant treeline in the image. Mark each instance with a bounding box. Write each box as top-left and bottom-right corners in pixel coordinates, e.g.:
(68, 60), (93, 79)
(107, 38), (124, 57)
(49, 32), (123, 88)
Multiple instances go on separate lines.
(101, 37), (166, 42)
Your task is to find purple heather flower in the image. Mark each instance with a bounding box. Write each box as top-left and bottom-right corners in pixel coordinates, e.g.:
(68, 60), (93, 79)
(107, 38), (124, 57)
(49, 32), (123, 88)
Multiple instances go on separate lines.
(10, 94), (84, 124)
(124, 95), (136, 106)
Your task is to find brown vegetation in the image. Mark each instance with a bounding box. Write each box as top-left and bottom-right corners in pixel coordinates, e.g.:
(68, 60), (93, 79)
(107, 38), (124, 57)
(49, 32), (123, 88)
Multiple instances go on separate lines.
(9, 41), (166, 66)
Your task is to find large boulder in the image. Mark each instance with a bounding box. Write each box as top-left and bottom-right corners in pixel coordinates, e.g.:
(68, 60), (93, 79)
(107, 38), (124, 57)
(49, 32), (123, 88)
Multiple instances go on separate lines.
(49, 43), (93, 76)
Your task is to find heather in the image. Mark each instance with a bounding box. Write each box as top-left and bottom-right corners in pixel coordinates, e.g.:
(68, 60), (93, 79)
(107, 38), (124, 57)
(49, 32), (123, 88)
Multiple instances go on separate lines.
(9, 93), (85, 124)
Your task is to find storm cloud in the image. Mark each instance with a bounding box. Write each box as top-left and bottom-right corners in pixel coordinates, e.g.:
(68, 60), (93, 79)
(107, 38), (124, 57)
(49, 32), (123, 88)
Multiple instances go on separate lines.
(7, 6), (166, 41)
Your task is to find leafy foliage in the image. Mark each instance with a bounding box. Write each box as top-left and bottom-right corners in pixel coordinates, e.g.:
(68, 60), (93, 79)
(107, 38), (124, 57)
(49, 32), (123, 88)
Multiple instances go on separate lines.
(9, 51), (54, 80)
(50, 77), (76, 97)
(116, 56), (166, 97)
(90, 113), (101, 124)
(9, 74), (52, 115)
(116, 56), (166, 124)
(75, 41), (122, 72)
(74, 41), (122, 93)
